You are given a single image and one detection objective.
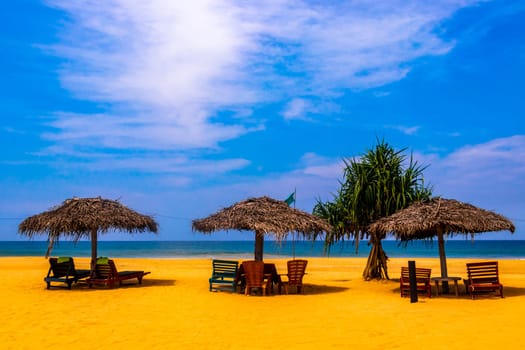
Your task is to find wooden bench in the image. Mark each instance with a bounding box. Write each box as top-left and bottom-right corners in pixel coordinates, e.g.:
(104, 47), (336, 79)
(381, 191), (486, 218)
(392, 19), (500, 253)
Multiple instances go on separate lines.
(209, 259), (239, 292)
(400, 266), (432, 298)
(44, 257), (91, 289)
(464, 261), (503, 299)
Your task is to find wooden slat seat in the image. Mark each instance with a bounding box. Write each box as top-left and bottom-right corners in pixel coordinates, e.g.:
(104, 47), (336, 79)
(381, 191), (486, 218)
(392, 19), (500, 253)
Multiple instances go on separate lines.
(209, 259), (239, 292)
(44, 257), (91, 289)
(87, 259), (150, 288)
(464, 261), (503, 299)
(400, 266), (432, 298)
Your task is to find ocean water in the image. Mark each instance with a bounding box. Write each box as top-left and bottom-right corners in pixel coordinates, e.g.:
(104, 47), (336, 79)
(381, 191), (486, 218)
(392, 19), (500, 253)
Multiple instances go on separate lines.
(1, 240), (524, 259)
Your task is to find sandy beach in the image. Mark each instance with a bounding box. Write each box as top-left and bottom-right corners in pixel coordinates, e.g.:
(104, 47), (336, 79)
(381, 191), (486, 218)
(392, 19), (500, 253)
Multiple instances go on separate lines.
(1, 256), (524, 349)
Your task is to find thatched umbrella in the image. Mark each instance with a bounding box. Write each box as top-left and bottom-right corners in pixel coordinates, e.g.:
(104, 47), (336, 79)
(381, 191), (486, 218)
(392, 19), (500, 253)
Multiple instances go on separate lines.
(192, 196), (332, 261)
(368, 197), (515, 288)
(18, 197), (158, 270)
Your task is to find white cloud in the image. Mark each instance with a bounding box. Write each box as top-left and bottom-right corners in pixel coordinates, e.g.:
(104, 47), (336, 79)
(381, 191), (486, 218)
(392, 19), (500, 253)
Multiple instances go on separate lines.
(298, 152), (345, 179)
(386, 125), (421, 135)
(44, 112), (255, 150)
(282, 98), (311, 120)
(41, 0), (481, 160)
(438, 135), (525, 183)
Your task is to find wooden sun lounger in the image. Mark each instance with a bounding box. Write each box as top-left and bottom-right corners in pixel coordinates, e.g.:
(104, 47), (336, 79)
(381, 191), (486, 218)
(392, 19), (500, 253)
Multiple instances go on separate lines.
(87, 259), (150, 288)
(44, 257), (91, 290)
(464, 261), (503, 299)
(400, 266), (432, 298)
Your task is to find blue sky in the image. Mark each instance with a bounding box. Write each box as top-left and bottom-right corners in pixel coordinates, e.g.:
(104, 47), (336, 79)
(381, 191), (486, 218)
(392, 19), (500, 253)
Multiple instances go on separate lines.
(1, 0), (524, 241)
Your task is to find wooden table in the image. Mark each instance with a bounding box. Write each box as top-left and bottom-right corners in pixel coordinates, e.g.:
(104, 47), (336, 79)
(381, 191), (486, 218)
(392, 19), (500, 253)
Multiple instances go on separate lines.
(431, 276), (462, 296)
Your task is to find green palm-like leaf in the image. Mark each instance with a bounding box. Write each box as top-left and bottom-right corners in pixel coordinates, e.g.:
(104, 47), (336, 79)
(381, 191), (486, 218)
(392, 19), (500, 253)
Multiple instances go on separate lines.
(312, 139), (432, 280)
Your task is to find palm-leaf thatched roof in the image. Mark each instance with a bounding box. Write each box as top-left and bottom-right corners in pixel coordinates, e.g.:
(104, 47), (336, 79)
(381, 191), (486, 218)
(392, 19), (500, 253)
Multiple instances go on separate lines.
(18, 197), (158, 241)
(368, 197), (515, 240)
(192, 196), (332, 240)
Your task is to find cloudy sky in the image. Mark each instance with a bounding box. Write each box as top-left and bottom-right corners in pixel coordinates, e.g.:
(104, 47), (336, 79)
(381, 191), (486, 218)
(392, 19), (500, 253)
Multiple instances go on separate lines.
(1, 0), (524, 241)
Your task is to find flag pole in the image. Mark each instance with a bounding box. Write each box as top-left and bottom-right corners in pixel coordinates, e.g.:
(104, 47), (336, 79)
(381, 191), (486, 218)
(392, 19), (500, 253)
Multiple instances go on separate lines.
(292, 188), (296, 260)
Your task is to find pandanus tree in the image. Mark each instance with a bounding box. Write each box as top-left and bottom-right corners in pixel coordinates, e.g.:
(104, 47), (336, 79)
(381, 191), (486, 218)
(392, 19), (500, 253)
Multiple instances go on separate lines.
(313, 140), (432, 280)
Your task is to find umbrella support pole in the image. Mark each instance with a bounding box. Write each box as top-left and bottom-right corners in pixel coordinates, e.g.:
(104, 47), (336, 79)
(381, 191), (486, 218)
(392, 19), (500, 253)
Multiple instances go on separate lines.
(254, 231), (264, 262)
(90, 229), (98, 273)
(438, 231), (450, 294)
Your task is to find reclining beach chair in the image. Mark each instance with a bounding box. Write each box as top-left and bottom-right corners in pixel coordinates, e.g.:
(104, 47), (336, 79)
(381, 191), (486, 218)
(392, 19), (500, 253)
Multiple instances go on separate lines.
(279, 259), (308, 294)
(44, 257), (91, 289)
(87, 258), (150, 288)
(400, 266), (432, 298)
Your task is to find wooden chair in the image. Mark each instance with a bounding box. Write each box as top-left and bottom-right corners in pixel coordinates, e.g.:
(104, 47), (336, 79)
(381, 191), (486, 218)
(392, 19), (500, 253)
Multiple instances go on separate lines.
(87, 258), (150, 288)
(209, 259), (239, 292)
(279, 259), (308, 294)
(400, 266), (432, 298)
(242, 260), (270, 296)
(464, 261), (503, 299)
(44, 257), (91, 289)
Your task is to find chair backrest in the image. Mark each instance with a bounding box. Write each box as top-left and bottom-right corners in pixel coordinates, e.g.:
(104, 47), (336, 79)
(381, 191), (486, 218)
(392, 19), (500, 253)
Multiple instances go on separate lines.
(48, 257), (73, 277)
(287, 259), (307, 285)
(466, 261), (500, 284)
(212, 259), (238, 277)
(242, 260), (265, 287)
(400, 267), (431, 282)
(93, 259), (118, 279)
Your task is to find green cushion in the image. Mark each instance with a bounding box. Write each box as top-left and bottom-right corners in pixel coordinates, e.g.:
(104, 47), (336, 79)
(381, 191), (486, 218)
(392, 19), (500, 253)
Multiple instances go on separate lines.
(57, 257), (71, 264)
(96, 257), (109, 264)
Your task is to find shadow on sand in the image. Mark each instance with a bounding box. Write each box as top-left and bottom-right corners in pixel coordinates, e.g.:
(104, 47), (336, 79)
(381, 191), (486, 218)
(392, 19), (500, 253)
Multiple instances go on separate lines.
(295, 283), (349, 295)
(71, 278), (176, 291)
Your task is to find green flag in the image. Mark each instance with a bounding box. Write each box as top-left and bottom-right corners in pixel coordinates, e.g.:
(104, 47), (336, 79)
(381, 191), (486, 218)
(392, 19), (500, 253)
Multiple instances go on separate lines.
(284, 191), (295, 206)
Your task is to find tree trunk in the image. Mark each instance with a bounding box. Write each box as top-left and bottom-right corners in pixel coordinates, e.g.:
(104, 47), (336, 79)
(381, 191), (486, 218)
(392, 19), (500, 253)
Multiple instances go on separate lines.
(362, 236), (389, 280)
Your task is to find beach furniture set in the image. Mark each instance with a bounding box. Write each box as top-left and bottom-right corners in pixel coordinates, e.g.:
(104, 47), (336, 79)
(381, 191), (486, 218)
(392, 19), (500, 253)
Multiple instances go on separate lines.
(43, 257), (503, 298)
(44, 257), (150, 289)
(399, 260), (504, 299)
(209, 259), (308, 296)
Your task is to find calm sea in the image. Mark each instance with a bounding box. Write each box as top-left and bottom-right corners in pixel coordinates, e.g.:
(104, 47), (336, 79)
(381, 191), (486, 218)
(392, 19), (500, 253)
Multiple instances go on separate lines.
(1, 240), (524, 259)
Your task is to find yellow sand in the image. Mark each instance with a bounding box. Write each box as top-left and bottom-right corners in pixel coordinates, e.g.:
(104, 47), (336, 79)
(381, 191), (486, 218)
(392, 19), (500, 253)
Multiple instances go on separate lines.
(1, 257), (524, 349)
